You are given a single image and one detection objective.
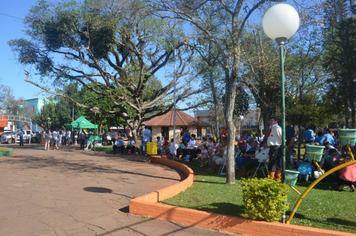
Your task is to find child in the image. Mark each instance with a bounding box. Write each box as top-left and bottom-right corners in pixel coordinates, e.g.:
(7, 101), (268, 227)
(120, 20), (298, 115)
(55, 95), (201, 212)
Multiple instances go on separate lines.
(207, 137), (215, 158)
(337, 156), (356, 192)
(196, 145), (209, 167)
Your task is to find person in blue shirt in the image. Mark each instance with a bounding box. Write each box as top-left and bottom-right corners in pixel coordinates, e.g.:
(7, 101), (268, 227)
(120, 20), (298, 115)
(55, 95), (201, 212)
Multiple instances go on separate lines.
(314, 131), (323, 144)
(141, 126), (152, 156)
(319, 128), (335, 146)
(302, 128), (315, 144)
(113, 137), (125, 154)
(18, 129), (24, 146)
(183, 128), (191, 143)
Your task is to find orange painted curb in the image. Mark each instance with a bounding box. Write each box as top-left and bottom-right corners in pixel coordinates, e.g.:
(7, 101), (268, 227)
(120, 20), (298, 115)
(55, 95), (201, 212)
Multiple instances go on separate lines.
(129, 156), (355, 236)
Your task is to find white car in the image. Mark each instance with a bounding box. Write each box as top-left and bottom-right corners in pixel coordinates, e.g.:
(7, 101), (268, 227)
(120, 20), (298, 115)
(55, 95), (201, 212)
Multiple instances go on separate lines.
(16, 130), (35, 143)
(1, 131), (16, 144)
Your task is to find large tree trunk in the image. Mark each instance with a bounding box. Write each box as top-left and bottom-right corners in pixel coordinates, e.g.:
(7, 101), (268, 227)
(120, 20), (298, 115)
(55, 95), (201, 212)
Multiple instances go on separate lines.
(224, 58), (239, 184)
(209, 70), (220, 142)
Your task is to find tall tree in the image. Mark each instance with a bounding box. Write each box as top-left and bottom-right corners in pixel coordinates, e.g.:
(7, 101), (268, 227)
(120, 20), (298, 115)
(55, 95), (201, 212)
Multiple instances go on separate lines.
(9, 0), (202, 139)
(322, 0), (356, 127)
(152, 0), (285, 183)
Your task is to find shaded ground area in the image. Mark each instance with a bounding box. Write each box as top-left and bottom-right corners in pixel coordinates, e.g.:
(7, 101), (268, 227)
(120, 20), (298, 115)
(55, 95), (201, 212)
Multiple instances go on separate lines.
(0, 143), (232, 236)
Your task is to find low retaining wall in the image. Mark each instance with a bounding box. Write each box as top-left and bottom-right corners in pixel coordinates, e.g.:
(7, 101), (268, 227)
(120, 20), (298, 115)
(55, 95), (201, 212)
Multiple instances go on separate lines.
(129, 155), (355, 236)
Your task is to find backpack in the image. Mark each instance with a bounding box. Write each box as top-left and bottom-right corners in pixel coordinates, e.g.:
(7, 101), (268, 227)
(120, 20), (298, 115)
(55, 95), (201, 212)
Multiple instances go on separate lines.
(298, 162), (312, 182)
(298, 162), (312, 175)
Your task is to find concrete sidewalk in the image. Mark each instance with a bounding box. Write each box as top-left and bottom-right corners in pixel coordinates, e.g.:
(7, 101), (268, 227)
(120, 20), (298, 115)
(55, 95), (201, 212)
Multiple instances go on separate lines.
(0, 143), (231, 236)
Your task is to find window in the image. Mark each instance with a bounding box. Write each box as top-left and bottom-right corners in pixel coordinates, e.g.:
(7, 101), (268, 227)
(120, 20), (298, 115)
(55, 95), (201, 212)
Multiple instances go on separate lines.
(197, 127), (202, 139)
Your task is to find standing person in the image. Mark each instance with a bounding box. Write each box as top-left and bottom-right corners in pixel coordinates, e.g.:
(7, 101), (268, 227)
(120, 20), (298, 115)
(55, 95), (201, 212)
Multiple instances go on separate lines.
(52, 129), (59, 150)
(267, 117), (283, 181)
(111, 129), (117, 145)
(106, 129), (112, 145)
(285, 119), (296, 169)
(79, 130), (86, 150)
(45, 129), (51, 151)
(141, 126), (152, 156)
(18, 129), (24, 146)
(74, 131), (78, 145)
(85, 130), (93, 150)
(302, 127), (315, 144)
(66, 130), (71, 145)
(58, 129), (63, 147)
(183, 128), (190, 143)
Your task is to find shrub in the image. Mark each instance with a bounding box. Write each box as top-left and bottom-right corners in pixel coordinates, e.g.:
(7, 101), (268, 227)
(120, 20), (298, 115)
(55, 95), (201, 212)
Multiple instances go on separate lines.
(240, 177), (289, 222)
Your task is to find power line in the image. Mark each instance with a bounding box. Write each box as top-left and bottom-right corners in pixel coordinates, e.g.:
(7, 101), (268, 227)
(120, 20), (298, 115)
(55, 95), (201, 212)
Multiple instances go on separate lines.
(0, 12), (24, 21)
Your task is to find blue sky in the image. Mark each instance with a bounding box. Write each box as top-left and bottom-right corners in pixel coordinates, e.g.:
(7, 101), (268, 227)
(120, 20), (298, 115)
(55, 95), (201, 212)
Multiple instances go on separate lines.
(0, 0), (179, 102)
(0, 0), (45, 100)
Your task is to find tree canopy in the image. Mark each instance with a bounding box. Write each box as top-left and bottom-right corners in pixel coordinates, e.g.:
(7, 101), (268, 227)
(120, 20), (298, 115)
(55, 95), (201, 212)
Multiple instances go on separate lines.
(9, 0), (202, 138)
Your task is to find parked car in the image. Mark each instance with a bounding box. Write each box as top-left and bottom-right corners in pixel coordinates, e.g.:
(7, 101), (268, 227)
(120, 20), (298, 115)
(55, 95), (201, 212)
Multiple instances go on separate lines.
(1, 131), (16, 144)
(16, 130), (36, 143)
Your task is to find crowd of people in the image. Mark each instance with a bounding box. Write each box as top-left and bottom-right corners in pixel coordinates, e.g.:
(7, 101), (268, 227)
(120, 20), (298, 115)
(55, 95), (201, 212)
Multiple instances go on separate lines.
(35, 121), (356, 192)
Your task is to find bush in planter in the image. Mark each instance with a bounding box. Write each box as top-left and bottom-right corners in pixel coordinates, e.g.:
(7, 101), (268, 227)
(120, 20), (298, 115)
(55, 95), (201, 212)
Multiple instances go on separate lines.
(240, 177), (289, 222)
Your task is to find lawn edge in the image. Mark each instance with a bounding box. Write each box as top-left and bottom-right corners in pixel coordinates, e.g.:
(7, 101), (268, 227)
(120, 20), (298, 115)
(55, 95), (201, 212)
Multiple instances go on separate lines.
(0, 148), (14, 157)
(129, 155), (355, 236)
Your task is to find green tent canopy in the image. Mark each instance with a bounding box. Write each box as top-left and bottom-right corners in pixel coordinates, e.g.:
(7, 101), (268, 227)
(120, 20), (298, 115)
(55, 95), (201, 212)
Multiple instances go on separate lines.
(65, 116), (98, 129)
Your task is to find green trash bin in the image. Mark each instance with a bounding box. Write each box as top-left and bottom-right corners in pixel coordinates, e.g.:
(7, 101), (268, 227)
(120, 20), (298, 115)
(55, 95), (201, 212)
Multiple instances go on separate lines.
(284, 170), (300, 186)
(338, 129), (356, 146)
(305, 144), (324, 162)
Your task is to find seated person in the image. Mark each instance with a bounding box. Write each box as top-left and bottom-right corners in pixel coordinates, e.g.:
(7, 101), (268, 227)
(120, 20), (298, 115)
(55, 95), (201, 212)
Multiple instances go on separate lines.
(178, 140), (188, 159)
(126, 137), (136, 154)
(207, 137), (215, 162)
(323, 142), (340, 157)
(236, 141), (257, 176)
(93, 135), (103, 146)
(156, 136), (163, 153)
(162, 137), (170, 154)
(187, 134), (198, 161)
(196, 144), (209, 167)
(243, 141), (270, 175)
(113, 138), (125, 154)
(337, 156), (356, 192)
(320, 148), (339, 172)
(188, 134), (198, 147)
(238, 137), (247, 154)
(170, 138), (179, 157)
(208, 139), (227, 173)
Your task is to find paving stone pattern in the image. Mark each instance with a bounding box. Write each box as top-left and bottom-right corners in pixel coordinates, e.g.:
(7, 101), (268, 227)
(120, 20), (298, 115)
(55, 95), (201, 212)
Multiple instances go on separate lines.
(0, 144), (233, 236)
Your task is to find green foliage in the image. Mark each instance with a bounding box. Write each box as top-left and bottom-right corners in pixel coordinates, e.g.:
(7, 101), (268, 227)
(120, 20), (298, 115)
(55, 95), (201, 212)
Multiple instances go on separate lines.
(240, 178), (289, 222)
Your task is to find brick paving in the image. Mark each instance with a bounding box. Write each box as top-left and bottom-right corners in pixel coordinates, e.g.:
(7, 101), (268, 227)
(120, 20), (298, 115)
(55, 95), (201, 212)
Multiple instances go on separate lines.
(0, 143), (232, 236)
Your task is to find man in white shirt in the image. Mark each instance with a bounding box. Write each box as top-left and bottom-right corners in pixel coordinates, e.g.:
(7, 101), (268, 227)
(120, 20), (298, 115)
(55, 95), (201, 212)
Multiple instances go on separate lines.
(66, 130), (71, 145)
(170, 138), (179, 156)
(267, 117), (282, 181)
(243, 141), (270, 174)
(126, 137), (136, 154)
(52, 129), (59, 149)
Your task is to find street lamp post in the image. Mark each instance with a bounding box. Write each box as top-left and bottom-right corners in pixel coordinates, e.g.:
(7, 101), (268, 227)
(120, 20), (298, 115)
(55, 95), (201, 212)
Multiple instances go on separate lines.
(239, 115), (244, 139)
(263, 3), (299, 223)
(163, 34), (177, 160)
(47, 117), (51, 129)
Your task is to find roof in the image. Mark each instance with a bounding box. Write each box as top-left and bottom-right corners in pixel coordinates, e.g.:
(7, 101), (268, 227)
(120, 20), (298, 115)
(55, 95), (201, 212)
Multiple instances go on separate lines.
(145, 110), (210, 127)
(66, 116), (98, 129)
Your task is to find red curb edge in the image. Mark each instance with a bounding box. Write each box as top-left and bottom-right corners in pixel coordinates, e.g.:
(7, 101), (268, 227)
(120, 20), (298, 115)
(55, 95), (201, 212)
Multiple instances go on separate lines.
(129, 155), (355, 236)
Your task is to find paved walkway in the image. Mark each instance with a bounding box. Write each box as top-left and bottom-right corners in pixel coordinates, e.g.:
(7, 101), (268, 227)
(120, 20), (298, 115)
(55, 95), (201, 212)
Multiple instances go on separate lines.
(0, 143), (231, 236)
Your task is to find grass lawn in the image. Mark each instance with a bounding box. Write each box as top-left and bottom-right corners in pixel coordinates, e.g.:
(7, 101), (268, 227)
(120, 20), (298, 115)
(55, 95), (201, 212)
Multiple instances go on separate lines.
(161, 161), (356, 233)
(93, 145), (114, 152)
(0, 148), (7, 152)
